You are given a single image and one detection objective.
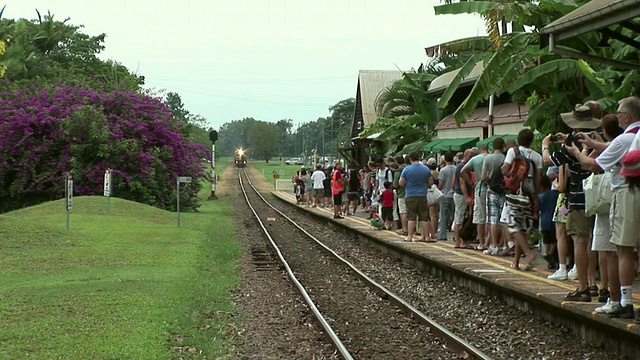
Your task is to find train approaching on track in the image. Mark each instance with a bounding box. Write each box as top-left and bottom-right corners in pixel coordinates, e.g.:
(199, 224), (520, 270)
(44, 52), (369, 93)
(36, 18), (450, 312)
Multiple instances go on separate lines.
(234, 148), (247, 167)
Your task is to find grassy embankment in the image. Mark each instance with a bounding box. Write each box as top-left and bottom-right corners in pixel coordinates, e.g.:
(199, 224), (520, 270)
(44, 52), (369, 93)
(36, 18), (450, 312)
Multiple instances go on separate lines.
(0, 176), (241, 359)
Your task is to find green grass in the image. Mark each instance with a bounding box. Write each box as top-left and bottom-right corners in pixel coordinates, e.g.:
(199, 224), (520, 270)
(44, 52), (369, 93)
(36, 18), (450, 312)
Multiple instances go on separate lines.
(0, 189), (241, 359)
(251, 160), (311, 184)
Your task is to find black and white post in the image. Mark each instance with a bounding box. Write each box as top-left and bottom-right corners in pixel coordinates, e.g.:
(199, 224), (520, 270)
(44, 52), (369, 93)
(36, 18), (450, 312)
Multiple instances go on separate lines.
(176, 176), (192, 227)
(208, 130), (218, 200)
(65, 173), (73, 230)
(104, 169), (112, 215)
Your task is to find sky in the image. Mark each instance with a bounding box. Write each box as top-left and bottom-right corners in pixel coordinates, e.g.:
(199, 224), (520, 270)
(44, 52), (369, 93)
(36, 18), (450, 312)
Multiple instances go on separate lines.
(8, 1), (487, 130)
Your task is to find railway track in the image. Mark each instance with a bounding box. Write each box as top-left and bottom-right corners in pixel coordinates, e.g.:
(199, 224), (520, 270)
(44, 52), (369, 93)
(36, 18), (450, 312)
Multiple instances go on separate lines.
(238, 169), (491, 359)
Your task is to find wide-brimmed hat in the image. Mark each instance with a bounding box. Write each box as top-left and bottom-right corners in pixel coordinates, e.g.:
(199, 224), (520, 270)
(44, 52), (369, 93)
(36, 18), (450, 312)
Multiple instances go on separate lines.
(620, 149), (640, 178)
(560, 104), (601, 129)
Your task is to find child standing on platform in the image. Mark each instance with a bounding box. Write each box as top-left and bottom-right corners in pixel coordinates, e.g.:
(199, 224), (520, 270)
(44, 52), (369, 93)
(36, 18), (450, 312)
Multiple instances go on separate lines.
(538, 175), (559, 269)
(381, 181), (394, 230)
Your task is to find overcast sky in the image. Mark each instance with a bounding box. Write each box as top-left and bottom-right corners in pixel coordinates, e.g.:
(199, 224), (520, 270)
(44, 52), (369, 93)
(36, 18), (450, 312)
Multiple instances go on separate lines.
(8, 1), (486, 130)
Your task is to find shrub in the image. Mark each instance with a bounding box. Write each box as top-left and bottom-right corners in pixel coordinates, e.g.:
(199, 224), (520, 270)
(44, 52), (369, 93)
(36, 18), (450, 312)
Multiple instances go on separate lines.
(0, 83), (208, 213)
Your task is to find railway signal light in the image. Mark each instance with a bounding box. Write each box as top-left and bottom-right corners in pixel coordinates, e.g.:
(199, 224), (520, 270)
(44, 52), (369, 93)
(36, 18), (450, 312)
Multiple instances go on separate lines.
(209, 130), (218, 143)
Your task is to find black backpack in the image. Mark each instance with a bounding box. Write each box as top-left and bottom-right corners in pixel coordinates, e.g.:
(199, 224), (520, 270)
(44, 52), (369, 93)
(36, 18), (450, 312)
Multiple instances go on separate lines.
(488, 166), (505, 194)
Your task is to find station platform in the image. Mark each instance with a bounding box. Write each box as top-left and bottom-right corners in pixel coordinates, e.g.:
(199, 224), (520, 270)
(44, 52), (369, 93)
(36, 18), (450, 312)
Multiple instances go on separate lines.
(271, 189), (640, 358)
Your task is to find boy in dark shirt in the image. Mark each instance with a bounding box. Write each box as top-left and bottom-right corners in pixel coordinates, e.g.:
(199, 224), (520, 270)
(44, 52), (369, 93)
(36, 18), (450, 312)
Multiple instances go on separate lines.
(538, 175), (559, 269)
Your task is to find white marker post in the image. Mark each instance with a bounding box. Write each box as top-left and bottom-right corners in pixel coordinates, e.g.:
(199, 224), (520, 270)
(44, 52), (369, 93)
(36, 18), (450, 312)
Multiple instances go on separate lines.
(65, 173), (73, 230)
(176, 176), (192, 227)
(104, 169), (112, 215)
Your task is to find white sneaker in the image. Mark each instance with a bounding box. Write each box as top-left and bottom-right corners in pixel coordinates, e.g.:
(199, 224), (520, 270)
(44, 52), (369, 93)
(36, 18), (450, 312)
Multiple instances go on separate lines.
(491, 247), (501, 256)
(568, 265), (578, 280)
(483, 246), (494, 255)
(548, 269), (568, 281)
(595, 299), (619, 314)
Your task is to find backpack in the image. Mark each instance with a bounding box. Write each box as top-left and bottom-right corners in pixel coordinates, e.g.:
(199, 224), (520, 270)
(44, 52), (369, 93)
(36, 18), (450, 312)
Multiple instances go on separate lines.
(504, 147), (536, 195)
(487, 165), (505, 194)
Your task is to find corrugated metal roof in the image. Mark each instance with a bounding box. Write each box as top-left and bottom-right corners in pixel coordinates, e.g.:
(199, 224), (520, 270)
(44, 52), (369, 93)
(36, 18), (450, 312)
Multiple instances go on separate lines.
(435, 103), (528, 130)
(355, 70), (403, 126)
(427, 61), (484, 95)
(541, 0), (640, 40)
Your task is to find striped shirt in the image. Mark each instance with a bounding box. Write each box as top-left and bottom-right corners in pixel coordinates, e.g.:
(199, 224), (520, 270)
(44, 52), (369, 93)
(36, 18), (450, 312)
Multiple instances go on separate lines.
(550, 147), (591, 209)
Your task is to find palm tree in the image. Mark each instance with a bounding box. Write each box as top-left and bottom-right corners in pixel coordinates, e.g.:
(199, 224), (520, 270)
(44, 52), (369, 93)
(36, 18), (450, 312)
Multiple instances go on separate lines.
(433, 0), (638, 134)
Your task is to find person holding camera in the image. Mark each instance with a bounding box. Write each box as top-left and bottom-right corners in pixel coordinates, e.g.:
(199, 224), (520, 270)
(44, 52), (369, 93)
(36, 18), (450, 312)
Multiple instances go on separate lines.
(565, 96), (640, 321)
(542, 103), (601, 302)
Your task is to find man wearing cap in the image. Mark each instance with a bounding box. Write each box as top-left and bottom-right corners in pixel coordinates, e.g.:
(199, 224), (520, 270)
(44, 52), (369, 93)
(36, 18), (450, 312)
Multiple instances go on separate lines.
(461, 145), (489, 250)
(567, 96), (640, 320)
(542, 103), (600, 301)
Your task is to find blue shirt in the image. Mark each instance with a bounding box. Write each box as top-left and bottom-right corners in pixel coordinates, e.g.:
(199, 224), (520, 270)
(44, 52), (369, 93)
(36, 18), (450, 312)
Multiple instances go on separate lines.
(538, 190), (559, 231)
(400, 163), (432, 197)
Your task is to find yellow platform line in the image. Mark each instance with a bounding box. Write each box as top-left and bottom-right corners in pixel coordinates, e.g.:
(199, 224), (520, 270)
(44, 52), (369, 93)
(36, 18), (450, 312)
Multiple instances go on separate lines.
(276, 191), (640, 301)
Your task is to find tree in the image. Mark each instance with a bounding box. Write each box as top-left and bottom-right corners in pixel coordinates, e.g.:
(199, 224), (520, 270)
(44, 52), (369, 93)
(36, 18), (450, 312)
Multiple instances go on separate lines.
(0, 83), (208, 213)
(432, 0), (640, 135)
(248, 121), (280, 162)
(0, 11), (143, 92)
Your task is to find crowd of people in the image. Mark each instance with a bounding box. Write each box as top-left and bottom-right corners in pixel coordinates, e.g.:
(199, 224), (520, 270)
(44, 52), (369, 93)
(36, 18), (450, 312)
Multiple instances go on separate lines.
(290, 96), (640, 323)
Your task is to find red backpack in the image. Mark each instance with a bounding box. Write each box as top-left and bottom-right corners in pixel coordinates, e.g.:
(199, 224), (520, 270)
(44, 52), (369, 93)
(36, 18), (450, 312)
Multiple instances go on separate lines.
(504, 147), (536, 195)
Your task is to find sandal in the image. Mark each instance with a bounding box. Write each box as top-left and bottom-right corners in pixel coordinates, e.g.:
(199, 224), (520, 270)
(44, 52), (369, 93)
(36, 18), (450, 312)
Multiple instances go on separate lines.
(524, 252), (537, 271)
(403, 238), (413, 243)
(415, 238), (427, 242)
(396, 230), (408, 236)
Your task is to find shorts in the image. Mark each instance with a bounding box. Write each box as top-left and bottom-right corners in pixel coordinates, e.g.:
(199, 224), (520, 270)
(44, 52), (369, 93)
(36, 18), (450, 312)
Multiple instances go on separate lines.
(453, 193), (466, 226)
(486, 190), (505, 225)
(405, 196), (429, 222)
(472, 191), (487, 225)
(347, 192), (359, 201)
(610, 187), (640, 247)
(566, 209), (593, 238)
(324, 187), (332, 198)
(541, 229), (557, 245)
(504, 194), (534, 234)
(592, 213), (615, 252)
(333, 192), (343, 205)
(397, 197), (407, 214)
(553, 193), (568, 223)
(312, 188), (324, 198)
(381, 207), (393, 222)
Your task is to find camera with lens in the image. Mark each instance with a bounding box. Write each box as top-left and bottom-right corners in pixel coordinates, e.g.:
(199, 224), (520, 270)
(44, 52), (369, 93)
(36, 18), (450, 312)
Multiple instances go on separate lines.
(549, 135), (558, 142)
(564, 133), (581, 148)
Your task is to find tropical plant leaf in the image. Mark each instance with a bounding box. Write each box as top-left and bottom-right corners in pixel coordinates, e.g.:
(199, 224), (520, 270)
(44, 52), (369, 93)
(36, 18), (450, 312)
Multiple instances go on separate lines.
(506, 59), (579, 93)
(437, 52), (488, 110)
(523, 94), (568, 127)
(434, 2), (499, 16)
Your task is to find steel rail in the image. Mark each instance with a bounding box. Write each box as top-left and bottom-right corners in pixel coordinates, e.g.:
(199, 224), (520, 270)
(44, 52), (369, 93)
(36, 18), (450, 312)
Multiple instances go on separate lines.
(238, 173), (354, 360)
(242, 169), (493, 359)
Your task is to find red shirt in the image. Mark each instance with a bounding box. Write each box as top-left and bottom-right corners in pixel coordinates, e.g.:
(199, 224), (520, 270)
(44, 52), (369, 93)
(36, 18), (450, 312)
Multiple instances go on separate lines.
(381, 189), (394, 207)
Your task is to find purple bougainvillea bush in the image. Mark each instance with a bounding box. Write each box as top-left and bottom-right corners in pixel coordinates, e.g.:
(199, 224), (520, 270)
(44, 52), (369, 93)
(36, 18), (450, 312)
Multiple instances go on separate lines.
(0, 83), (209, 213)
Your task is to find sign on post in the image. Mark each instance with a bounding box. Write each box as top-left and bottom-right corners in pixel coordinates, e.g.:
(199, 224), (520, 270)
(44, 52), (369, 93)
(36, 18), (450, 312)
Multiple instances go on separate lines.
(66, 175), (74, 210)
(104, 169), (112, 197)
(178, 176), (192, 183)
(65, 174), (73, 230)
(104, 169), (112, 215)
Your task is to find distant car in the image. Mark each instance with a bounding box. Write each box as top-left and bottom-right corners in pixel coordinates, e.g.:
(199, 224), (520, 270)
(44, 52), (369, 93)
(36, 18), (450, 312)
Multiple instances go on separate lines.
(286, 158), (304, 165)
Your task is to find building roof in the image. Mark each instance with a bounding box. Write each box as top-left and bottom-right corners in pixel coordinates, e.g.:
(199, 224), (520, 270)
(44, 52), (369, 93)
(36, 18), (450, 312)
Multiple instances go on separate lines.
(435, 103), (528, 130)
(354, 70), (403, 127)
(540, 0), (640, 71)
(541, 0), (640, 40)
(427, 61), (484, 95)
